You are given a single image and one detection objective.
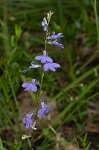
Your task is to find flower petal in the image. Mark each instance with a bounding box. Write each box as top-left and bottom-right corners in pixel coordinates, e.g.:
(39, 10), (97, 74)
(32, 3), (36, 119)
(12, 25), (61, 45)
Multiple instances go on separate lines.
(37, 101), (49, 118)
(22, 79), (38, 92)
(48, 41), (64, 49)
(31, 84), (37, 92)
(43, 63), (49, 71)
(53, 63), (60, 68)
(41, 56), (46, 63)
(46, 56), (53, 62)
(49, 65), (56, 72)
(25, 83), (32, 91)
(22, 82), (29, 88)
(42, 17), (48, 31)
(35, 56), (42, 60)
(22, 112), (33, 129)
(37, 108), (46, 118)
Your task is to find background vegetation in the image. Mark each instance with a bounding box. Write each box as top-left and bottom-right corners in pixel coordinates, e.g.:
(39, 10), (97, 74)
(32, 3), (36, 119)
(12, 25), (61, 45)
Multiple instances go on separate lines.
(0, 0), (99, 149)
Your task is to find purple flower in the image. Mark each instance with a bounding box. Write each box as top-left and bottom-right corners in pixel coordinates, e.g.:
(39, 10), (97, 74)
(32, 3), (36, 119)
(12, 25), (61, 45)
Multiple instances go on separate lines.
(22, 79), (39, 92)
(48, 40), (64, 49)
(35, 50), (53, 63)
(43, 62), (60, 72)
(42, 17), (48, 31)
(23, 112), (33, 129)
(37, 101), (49, 118)
(47, 32), (63, 40)
(23, 62), (41, 73)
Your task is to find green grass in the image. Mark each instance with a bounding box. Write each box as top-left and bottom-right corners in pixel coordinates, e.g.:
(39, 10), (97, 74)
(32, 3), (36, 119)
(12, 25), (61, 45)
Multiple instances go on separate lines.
(0, 0), (99, 149)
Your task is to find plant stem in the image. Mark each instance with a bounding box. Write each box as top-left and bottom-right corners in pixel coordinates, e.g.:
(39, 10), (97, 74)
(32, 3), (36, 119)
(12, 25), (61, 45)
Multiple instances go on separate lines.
(38, 72), (44, 103)
(45, 30), (48, 50)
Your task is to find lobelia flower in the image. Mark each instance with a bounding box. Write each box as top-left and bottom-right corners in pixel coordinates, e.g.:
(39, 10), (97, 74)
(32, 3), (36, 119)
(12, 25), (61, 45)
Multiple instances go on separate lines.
(22, 79), (39, 92)
(37, 101), (49, 118)
(43, 61), (60, 72)
(47, 32), (64, 40)
(48, 40), (64, 49)
(42, 17), (48, 31)
(23, 62), (41, 73)
(35, 50), (53, 63)
(22, 112), (33, 129)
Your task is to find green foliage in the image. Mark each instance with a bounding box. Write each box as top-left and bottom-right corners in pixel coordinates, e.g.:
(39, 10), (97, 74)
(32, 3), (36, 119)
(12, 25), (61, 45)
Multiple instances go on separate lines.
(0, 0), (99, 149)
(78, 133), (91, 150)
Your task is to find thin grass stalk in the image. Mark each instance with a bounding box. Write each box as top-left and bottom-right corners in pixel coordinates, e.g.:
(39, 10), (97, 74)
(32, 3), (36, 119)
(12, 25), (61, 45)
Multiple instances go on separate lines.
(0, 103), (14, 130)
(93, 0), (99, 50)
(2, 0), (9, 57)
(57, 0), (75, 80)
(52, 65), (99, 101)
(0, 79), (17, 131)
(51, 73), (99, 128)
(54, 81), (99, 130)
(7, 71), (21, 131)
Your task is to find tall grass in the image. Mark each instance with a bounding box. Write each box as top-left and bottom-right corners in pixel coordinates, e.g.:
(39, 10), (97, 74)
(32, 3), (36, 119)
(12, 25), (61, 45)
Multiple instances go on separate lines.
(0, 0), (99, 149)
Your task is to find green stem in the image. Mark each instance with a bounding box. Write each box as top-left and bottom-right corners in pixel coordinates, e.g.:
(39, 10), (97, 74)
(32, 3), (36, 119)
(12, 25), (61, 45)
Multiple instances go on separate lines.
(38, 72), (44, 103)
(27, 138), (33, 150)
(45, 30), (48, 50)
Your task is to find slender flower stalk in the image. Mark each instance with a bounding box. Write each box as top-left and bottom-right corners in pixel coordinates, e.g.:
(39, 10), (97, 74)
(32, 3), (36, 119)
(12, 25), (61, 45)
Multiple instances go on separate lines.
(36, 11), (54, 102)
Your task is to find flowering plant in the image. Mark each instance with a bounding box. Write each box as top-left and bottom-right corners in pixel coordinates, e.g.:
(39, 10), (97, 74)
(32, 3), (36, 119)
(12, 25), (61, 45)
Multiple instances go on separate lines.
(22, 10), (64, 138)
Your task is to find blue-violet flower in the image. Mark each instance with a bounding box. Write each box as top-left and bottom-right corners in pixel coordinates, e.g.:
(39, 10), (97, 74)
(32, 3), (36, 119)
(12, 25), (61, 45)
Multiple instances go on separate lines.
(22, 79), (39, 92)
(47, 32), (63, 40)
(37, 101), (49, 118)
(23, 112), (33, 129)
(35, 50), (53, 63)
(42, 17), (48, 31)
(23, 62), (41, 73)
(48, 40), (64, 49)
(43, 62), (60, 72)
